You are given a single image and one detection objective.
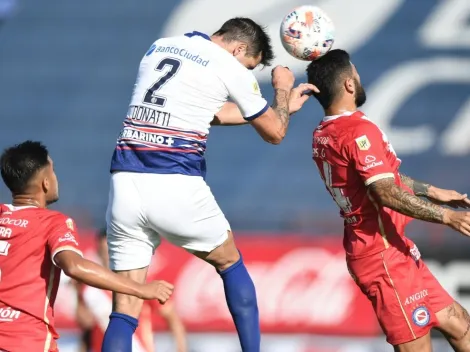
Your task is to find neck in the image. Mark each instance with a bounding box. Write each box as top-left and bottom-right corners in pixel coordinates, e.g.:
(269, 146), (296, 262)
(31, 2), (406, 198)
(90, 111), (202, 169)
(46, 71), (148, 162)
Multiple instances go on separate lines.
(11, 195), (45, 208)
(210, 35), (232, 53)
(325, 101), (357, 117)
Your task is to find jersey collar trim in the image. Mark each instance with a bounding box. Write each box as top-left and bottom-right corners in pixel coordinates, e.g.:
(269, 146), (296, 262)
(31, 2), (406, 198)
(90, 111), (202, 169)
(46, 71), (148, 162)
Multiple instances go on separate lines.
(184, 31), (211, 41)
(322, 110), (356, 122)
(4, 204), (37, 211)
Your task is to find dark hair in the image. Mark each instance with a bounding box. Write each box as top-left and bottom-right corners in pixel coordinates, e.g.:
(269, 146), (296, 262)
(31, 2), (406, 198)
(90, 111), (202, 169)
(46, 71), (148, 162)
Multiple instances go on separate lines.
(306, 49), (353, 109)
(0, 141), (50, 194)
(213, 17), (274, 66)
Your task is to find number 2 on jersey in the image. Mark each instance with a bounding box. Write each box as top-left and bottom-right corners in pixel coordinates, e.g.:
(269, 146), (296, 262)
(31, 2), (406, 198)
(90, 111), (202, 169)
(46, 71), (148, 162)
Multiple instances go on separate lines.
(143, 58), (182, 107)
(321, 161), (353, 214)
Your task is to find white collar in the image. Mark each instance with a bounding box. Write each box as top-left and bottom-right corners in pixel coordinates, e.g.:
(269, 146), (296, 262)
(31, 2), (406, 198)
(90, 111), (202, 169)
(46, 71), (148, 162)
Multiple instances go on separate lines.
(322, 110), (356, 122)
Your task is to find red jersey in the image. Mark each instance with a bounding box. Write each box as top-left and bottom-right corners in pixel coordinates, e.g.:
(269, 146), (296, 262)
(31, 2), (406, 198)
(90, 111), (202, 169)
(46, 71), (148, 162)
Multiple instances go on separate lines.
(312, 111), (414, 259)
(0, 204), (82, 352)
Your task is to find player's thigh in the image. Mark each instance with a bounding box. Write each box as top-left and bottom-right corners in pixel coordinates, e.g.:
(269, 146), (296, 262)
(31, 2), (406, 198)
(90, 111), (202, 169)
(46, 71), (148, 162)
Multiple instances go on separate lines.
(414, 262), (470, 348)
(348, 248), (437, 346)
(106, 172), (161, 272)
(435, 301), (470, 349)
(141, 174), (237, 267)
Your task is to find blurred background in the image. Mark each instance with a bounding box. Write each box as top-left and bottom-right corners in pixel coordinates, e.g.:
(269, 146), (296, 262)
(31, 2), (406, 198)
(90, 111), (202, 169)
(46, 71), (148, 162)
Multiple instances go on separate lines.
(0, 0), (469, 351)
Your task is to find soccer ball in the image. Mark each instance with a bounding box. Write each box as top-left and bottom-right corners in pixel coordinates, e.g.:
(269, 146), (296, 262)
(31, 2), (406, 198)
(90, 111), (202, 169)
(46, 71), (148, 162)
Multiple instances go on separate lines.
(280, 5), (335, 61)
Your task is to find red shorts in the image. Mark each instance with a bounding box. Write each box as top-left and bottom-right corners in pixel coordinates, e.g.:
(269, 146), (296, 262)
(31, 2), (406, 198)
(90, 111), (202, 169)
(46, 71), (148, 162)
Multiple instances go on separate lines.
(347, 246), (454, 345)
(0, 303), (58, 352)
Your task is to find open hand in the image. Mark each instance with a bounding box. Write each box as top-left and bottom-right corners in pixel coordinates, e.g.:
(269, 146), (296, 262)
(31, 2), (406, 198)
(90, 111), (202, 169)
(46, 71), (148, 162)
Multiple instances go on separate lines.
(140, 280), (174, 303)
(443, 209), (470, 236)
(428, 188), (470, 209)
(289, 83), (319, 115)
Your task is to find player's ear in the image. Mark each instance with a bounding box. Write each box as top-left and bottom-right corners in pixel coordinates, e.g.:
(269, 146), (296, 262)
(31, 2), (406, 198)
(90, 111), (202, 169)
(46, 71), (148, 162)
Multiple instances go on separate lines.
(42, 176), (50, 194)
(345, 77), (355, 94)
(233, 42), (248, 57)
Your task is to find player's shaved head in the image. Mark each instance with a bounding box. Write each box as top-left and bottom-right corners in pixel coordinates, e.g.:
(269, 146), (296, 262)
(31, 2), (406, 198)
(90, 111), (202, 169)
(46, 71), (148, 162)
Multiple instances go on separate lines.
(307, 49), (366, 110)
(0, 141), (53, 196)
(213, 17), (274, 67)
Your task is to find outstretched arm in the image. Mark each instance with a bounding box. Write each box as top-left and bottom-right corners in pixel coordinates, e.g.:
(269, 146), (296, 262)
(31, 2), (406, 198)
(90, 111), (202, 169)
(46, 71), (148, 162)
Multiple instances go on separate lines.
(368, 178), (470, 236)
(400, 173), (470, 208)
(55, 251), (173, 303)
(399, 173), (431, 196)
(369, 178), (445, 223)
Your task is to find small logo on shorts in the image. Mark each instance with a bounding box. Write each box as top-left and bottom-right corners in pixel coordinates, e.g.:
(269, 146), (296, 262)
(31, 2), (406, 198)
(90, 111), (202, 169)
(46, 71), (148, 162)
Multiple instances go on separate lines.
(412, 306), (430, 327)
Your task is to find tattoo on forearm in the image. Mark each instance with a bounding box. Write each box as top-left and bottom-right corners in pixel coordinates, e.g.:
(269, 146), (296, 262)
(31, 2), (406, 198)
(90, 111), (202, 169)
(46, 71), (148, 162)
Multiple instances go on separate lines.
(272, 88), (290, 133)
(400, 173), (431, 196)
(369, 178), (444, 223)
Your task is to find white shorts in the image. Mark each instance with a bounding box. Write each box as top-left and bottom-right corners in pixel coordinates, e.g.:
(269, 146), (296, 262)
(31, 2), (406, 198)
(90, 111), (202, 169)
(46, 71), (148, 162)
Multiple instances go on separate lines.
(106, 172), (230, 271)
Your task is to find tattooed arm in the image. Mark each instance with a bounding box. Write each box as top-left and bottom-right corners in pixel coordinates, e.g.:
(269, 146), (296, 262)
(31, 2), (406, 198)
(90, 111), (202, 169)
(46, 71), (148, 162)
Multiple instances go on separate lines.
(369, 178), (445, 223)
(212, 83), (317, 129)
(369, 178), (470, 235)
(400, 173), (470, 208)
(399, 173), (431, 196)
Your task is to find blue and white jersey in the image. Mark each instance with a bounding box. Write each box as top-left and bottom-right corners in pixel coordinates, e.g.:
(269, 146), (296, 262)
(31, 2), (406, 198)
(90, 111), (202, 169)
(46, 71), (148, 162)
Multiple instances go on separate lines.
(111, 31), (268, 178)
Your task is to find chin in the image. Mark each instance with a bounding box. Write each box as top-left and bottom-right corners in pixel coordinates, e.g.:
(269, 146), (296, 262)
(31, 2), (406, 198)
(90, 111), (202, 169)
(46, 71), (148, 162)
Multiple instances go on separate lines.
(46, 197), (59, 206)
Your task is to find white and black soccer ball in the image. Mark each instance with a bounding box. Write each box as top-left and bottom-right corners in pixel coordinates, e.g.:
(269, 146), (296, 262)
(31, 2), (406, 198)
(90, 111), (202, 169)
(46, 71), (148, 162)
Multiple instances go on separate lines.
(280, 5), (335, 61)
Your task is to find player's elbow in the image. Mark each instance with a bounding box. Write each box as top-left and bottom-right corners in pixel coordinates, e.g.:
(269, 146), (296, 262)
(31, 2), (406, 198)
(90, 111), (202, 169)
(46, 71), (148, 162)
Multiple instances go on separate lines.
(54, 251), (83, 278)
(263, 131), (285, 145)
(62, 262), (81, 278)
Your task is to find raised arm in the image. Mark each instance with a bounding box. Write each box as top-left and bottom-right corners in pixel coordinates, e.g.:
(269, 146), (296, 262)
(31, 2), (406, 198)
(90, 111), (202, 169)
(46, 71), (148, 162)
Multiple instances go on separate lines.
(220, 63), (316, 144)
(212, 80), (318, 133)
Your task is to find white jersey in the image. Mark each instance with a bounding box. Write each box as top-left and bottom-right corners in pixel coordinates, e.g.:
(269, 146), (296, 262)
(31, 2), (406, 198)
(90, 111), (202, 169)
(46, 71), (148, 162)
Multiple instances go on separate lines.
(110, 31), (268, 177)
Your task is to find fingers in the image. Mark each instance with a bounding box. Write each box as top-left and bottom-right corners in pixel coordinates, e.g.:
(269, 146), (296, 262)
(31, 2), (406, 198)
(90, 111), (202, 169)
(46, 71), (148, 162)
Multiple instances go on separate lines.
(462, 195), (470, 205)
(292, 83), (319, 96)
(301, 83), (320, 94)
(459, 221), (470, 236)
(160, 280), (174, 290)
(457, 212), (470, 236)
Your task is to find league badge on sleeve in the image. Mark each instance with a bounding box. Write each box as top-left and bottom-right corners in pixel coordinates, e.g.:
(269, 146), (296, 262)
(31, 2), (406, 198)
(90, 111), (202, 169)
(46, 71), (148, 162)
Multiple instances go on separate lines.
(355, 135), (371, 151)
(65, 218), (74, 231)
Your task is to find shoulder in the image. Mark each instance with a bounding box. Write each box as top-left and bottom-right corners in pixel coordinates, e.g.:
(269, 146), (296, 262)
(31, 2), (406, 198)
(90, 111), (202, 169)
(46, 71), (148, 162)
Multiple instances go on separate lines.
(39, 209), (76, 230)
(337, 114), (383, 146)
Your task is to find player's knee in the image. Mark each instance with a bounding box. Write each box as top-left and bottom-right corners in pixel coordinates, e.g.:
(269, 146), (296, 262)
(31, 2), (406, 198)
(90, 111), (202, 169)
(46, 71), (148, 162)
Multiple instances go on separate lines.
(212, 248), (240, 271)
(194, 232), (241, 271)
(113, 293), (144, 319)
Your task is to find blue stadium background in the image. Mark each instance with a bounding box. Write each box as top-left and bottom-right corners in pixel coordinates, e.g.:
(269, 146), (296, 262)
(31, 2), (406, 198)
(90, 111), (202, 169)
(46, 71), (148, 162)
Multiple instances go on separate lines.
(0, 0), (469, 351)
(2, 0), (469, 238)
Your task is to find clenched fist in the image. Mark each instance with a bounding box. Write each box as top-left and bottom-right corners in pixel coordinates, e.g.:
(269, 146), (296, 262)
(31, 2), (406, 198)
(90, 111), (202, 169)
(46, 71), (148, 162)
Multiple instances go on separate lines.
(139, 280), (174, 304)
(271, 65), (295, 91)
